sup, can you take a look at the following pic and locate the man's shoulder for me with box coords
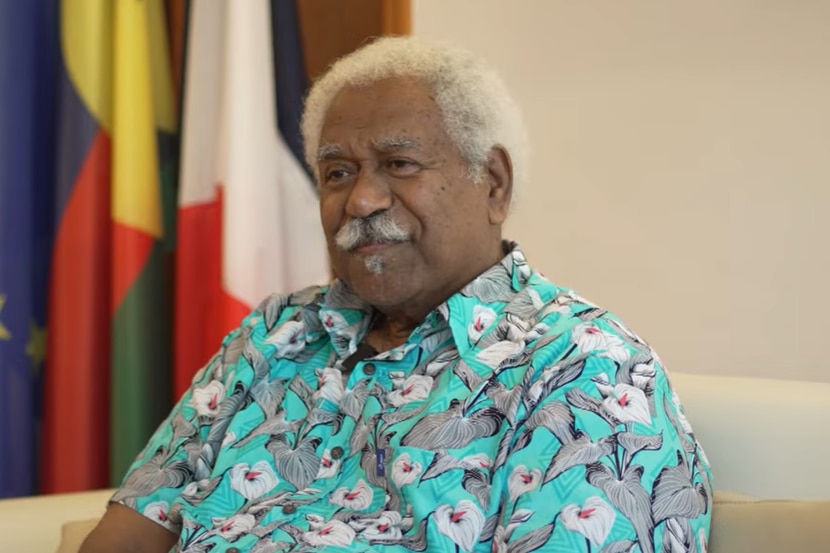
[522,273,656,360]
[192,284,329,387]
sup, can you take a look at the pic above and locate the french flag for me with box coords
[174,0,329,397]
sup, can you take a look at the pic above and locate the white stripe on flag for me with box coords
[180,0,329,310]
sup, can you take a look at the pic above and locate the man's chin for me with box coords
[362,254,385,275]
[344,261,418,302]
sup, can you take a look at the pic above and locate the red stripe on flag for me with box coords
[111,222,154,313]
[41,131,112,493]
[174,185,248,398]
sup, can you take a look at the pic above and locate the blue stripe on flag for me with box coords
[271,0,311,175]
[0,0,60,498]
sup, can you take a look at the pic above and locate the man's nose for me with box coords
[345,167,392,219]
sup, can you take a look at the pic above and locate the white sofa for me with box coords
[1,370,828,552]
[670,371,830,501]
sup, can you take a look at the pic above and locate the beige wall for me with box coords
[413,1,830,382]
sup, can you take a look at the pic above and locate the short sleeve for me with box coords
[494,317,713,553]
[110,309,261,534]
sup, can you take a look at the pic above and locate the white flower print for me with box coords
[264,320,306,355]
[391,453,423,487]
[572,323,604,351]
[303,517,356,547]
[468,305,497,343]
[571,323,630,363]
[212,513,256,540]
[434,500,485,552]
[462,453,492,470]
[313,367,344,404]
[507,465,542,502]
[330,479,373,510]
[181,478,212,501]
[560,496,616,545]
[389,371,406,389]
[319,310,348,333]
[229,460,278,500]
[316,449,342,479]
[601,383,652,425]
[142,500,169,524]
[387,375,433,406]
[349,510,405,540]
[190,380,225,418]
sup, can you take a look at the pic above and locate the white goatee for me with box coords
[364,255,384,275]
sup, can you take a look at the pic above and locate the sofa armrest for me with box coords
[0,489,114,553]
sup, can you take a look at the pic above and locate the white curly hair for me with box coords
[300,36,528,195]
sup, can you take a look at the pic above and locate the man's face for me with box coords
[317,77,509,315]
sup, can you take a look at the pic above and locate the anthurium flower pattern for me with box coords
[113,244,711,552]
[560,496,616,545]
[228,461,278,500]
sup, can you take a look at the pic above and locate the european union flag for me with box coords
[0,1,59,497]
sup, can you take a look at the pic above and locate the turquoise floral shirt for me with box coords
[114,244,712,552]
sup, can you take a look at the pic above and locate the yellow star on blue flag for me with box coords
[26,320,46,376]
[0,294,11,341]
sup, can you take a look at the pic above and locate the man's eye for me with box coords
[387,159,419,174]
[325,168,350,182]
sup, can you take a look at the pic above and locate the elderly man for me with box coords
[82,37,712,553]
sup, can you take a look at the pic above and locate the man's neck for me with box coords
[359,240,508,352]
[363,313,418,352]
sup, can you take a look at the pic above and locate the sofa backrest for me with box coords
[670,371,830,500]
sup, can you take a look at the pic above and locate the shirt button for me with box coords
[363,363,376,375]
[282,504,297,515]
[331,446,344,459]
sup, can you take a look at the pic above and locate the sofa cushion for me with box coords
[710,492,830,553]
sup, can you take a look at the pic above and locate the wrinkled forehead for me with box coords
[316,137,424,162]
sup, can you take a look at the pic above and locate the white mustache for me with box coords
[335,212,410,251]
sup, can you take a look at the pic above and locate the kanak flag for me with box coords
[175,0,329,397]
[40,0,179,491]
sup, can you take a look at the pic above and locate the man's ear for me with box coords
[485,145,513,225]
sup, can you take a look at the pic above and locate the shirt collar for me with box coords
[317,241,531,359]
